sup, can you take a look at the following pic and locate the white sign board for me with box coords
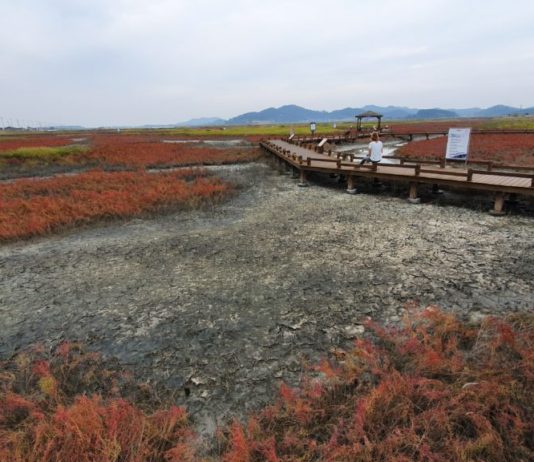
[445,128,471,160]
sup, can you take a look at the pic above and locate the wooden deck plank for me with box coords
[419,173,467,182]
[472,174,530,187]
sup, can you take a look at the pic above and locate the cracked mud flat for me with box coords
[1,162,533,434]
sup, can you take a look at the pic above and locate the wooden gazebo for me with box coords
[355,110,383,131]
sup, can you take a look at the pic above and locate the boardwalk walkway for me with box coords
[260,139,534,215]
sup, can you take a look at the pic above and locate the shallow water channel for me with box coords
[162,139,251,147]
[336,139,407,163]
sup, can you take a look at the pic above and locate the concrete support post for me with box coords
[346,175,357,194]
[490,192,505,216]
[408,182,421,204]
[298,170,308,187]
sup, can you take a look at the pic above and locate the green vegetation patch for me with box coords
[126,123,353,138]
[481,116,534,130]
[0,145,88,161]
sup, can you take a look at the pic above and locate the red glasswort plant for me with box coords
[0,343,198,461]
[0,136,74,152]
[1,308,532,460]
[0,169,231,241]
[1,132,260,170]
[85,135,259,168]
[217,307,534,461]
[397,134,534,167]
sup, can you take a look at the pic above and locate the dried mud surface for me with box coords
[1,162,533,434]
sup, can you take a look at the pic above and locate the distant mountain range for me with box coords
[39,104,533,130]
[172,117,227,127]
[176,104,534,127]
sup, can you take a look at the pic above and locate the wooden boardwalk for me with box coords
[260,139,534,215]
[291,129,534,144]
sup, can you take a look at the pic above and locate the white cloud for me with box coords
[1,0,533,125]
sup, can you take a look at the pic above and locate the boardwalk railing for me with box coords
[260,139,534,215]
[288,129,534,144]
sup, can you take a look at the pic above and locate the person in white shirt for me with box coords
[359,132,383,165]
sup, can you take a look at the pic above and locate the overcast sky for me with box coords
[1,0,533,126]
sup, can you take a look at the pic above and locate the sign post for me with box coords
[445,128,471,161]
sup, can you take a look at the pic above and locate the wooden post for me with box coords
[408,182,421,204]
[490,192,505,216]
[346,175,357,194]
[298,170,308,187]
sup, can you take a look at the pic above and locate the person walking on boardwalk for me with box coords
[359,132,383,165]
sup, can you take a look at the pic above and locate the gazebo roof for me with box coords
[355,110,383,118]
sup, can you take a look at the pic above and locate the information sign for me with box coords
[445,128,471,160]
